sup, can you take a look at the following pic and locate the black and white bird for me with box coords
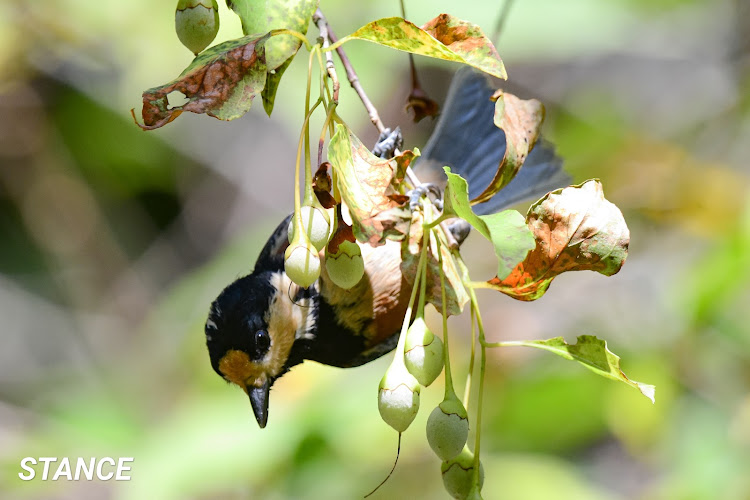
[204,68,570,428]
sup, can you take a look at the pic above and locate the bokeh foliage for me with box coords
[1,0,749,498]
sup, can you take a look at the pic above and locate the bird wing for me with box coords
[416,68,571,216]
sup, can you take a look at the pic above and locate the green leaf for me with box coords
[338,14,506,80]
[261,57,291,115]
[442,168,535,280]
[328,124,415,246]
[483,180,630,300]
[471,91,545,204]
[226,0,318,114]
[499,335,655,403]
[137,34,268,129]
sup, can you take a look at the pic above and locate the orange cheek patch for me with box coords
[218,350,268,388]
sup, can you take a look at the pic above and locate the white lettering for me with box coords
[18,457,133,481]
[96,457,115,480]
[52,457,72,481]
[74,457,95,480]
[38,457,56,480]
[18,457,36,480]
[116,458,133,480]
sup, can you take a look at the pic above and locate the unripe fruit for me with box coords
[284,242,320,288]
[404,317,444,386]
[325,240,365,289]
[426,396,469,460]
[175,0,220,55]
[441,447,485,500]
[378,360,420,432]
[288,204,331,251]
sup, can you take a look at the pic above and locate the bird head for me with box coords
[205,271,314,428]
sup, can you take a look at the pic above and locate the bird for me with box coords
[204,68,571,428]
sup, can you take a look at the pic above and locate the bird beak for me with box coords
[248,381,270,428]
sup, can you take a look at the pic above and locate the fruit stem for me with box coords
[467,285,487,489]
[318,102,337,175]
[436,230,457,400]
[416,203,432,318]
[268,28,312,51]
[462,307,474,406]
[292,88,322,240]
[302,46,319,207]
[394,216,430,361]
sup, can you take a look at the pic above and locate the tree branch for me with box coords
[316,10,459,249]
[313,9,340,103]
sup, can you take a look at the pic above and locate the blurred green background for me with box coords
[1,0,749,498]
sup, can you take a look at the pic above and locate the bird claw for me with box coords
[372,127,403,159]
[408,183,443,212]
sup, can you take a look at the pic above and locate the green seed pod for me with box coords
[441,447,484,500]
[378,360,420,432]
[287,204,331,251]
[284,242,320,288]
[404,317,444,386]
[175,0,220,55]
[426,396,469,460]
[325,240,365,289]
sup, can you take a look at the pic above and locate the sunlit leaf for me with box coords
[470,91,544,204]
[136,34,269,129]
[226,0,318,114]
[500,335,655,403]
[327,124,415,246]
[442,169,535,280]
[482,180,629,300]
[338,14,506,80]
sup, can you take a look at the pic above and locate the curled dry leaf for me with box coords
[312,162,336,209]
[401,211,468,316]
[136,34,269,130]
[470,91,544,204]
[340,14,506,80]
[328,124,415,246]
[485,180,630,301]
[405,85,440,123]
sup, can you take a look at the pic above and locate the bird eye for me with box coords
[255,330,271,352]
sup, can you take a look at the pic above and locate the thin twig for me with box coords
[492,0,516,42]
[325,23,385,133]
[313,9,340,103]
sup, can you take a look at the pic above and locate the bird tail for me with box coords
[415,68,570,216]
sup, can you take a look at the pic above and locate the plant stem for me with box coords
[318,103,336,168]
[394,226,429,358]
[293,93,323,232]
[324,24,384,133]
[492,0,516,42]
[302,47,319,206]
[313,9,340,103]
[269,28,312,51]
[416,204,432,317]
[468,285,487,488]
[463,300,476,409]
[436,231,457,398]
